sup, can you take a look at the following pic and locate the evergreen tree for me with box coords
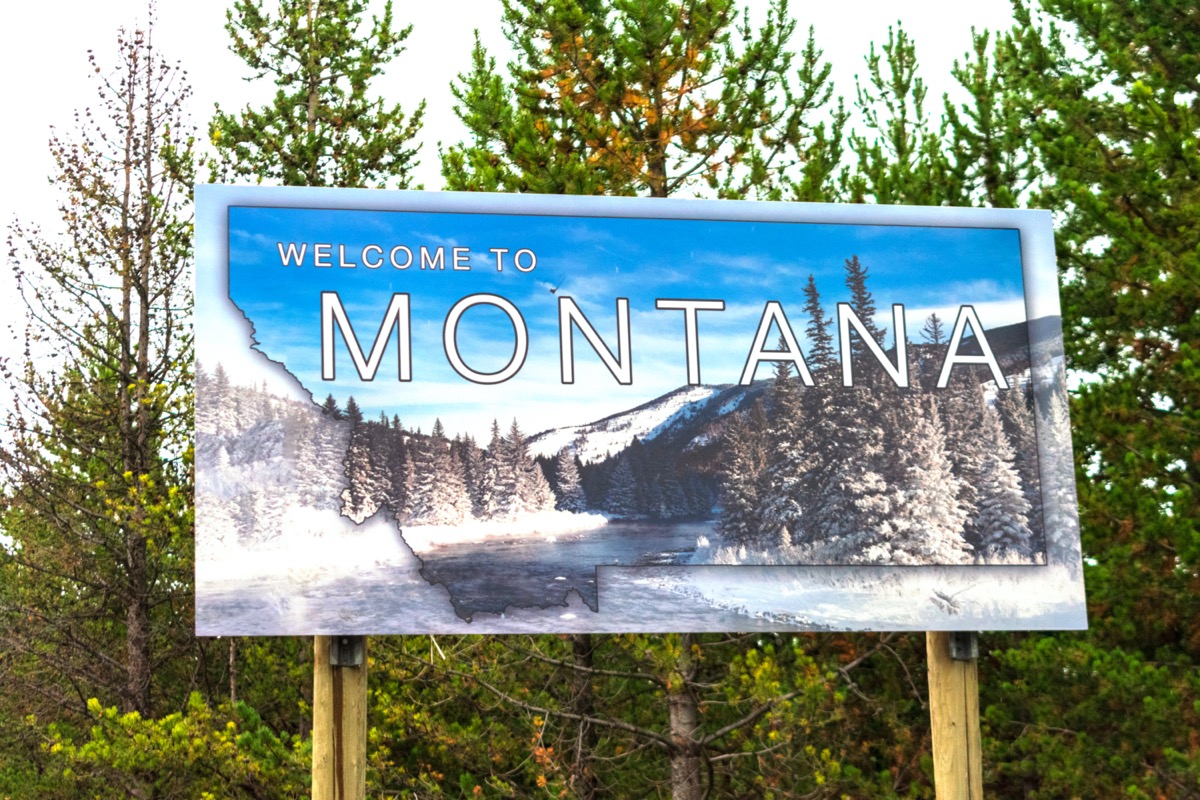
[842,254,887,365]
[943,28,1035,208]
[553,447,588,513]
[973,406,1034,560]
[210,0,424,187]
[340,397,382,521]
[800,388,893,559]
[801,274,837,376]
[407,421,470,526]
[381,424,410,516]
[320,393,342,418]
[937,380,990,549]
[1035,382,1080,565]
[759,362,806,540]
[881,397,972,564]
[717,410,765,548]
[994,383,1043,549]
[647,443,690,519]
[507,419,556,515]
[476,420,505,519]
[443,0,842,199]
[842,24,960,206]
[603,456,639,519]
[343,395,364,425]
[920,312,945,345]
[1006,0,1200,653]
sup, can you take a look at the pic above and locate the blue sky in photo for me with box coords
[227,206,1026,438]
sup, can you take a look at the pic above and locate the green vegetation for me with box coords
[1,0,1197,797]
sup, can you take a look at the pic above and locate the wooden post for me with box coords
[926,631,983,800]
[313,635,368,800]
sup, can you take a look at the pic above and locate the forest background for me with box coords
[0,0,1196,798]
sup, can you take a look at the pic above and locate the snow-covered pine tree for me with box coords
[202,363,242,435]
[314,404,351,506]
[761,346,807,540]
[717,409,765,547]
[455,434,483,516]
[554,446,588,513]
[802,274,837,377]
[799,386,893,560]
[380,424,409,516]
[603,455,639,519]
[647,443,690,519]
[994,382,1044,551]
[287,404,322,507]
[489,419,555,519]
[407,419,471,525]
[195,362,215,435]
[1036,382,1080,569]
[476,420,504,519]
[974,404,1034,561]
[341,398,389,523]
[880,396,972,564]
[938,380,990,550]
[843,254,888,383]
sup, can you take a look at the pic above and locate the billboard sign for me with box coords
[195,185,1086,634]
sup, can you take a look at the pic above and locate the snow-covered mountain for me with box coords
[528,382,767,464]
[529,316,1059,467]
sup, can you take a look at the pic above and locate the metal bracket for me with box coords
[949,631,979,661]
[329,635,365,667]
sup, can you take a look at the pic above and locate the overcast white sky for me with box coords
[0,0,1018,398]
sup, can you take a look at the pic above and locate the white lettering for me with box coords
[838,303,909,387]
[559,297,632,385]
[277,242,307,267]
[514,248,537,273]
[320,292,412,382]
[489,247,508,271]
[739,301,813,386]
[937,305,1008,389]
[420,247,445,270]
[443,295,528,384]
[390,245,413,269]
[452,247,471,271]
[362,244,383,269]
[655,299,725,385]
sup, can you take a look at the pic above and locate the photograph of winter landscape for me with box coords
[195,186,1086,634]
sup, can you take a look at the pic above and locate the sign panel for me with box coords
[195,185,1086,634]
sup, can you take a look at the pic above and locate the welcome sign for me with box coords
[194,186,1086,635]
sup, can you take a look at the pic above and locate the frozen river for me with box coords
[197,516,769,635]
[417,518,715,619]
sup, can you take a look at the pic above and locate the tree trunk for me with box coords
[569,633,599,799]
[229,639,238,704]
[668,633,703,800]
[117,36,155,718]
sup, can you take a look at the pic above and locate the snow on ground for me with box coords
[401,510,609,552]
[195,507,410,584]
[637,562,1087,631]
[528,385,720,463]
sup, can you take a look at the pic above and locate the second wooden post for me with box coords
[926,631,983,800]
[313,635,368,800]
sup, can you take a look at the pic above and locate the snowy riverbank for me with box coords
[400,510,609,552]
